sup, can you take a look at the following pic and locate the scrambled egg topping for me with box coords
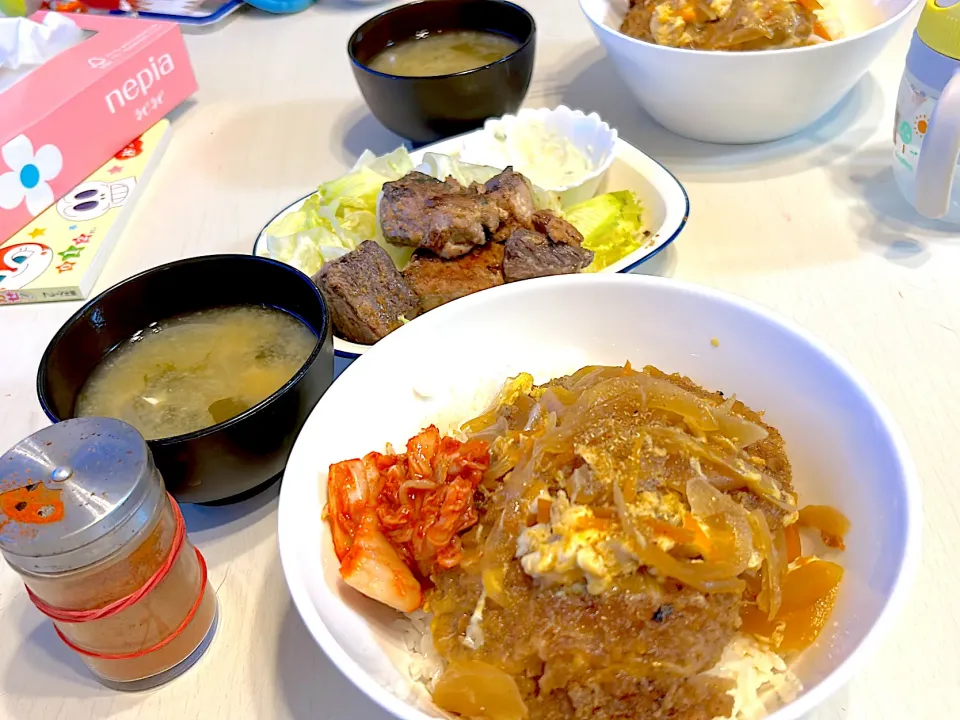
[516,492,632,595]
[650,4,692,47]
[647,0,737,47]
[515,490,690,595]
[634,489,687,530]
[709,0,733,16]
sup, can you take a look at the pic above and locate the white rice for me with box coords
[707,634,802,720]
[393,611,800,720]
[394,609,444,692]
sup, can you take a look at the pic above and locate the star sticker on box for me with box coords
[27,227,46,239]
[56,261,75,274]
[115,138,144,160]
[58,246,83,261]
[73,233,94,245]
[107,165,123,175]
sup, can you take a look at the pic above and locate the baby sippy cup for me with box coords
[893,0,960,224]
[0,0,43,16]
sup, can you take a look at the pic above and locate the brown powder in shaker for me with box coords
[20,494,216,684]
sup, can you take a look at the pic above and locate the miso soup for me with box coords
[76,305,317,440]
[367,30,520,77]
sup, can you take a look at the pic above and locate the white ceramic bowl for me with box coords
[278,274,921,720]
[458,105,619,206]
[580,0,922,143]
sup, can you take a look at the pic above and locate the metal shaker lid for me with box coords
[0,417,163,575]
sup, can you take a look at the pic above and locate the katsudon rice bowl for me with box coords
[277,274,920,720]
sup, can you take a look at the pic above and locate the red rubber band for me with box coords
[25,494,212,660]
[53,547,209,660]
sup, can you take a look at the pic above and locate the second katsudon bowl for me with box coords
[254,124,689,358]
[348,0,536,144]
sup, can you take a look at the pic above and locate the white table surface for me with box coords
[1,1,958,718]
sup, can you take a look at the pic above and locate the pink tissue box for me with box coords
[0,12,197,242]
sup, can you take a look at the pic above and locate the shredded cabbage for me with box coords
[562,191,646,272]
[261,148,646,277]
[417,153,501,187]
[262,147,416,275]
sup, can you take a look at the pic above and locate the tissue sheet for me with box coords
[0,13,84,92]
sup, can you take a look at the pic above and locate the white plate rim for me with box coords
[252,134,690,358]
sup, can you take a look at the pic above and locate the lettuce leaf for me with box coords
[563,191,646,272]
[356,146,416,178]
[263,147,415,275]
[418,152,500,186]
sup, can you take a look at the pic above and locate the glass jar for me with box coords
[0,417,218,690]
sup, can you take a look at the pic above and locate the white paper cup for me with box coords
[459,105,618,206]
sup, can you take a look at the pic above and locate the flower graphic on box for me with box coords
[0,135,64,217]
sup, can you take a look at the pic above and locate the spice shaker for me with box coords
[0,417,218,691]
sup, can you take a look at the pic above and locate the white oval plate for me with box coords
[277,273,920,720]
[254,133,689,358]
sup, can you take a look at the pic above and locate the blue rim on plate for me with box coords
[252,144,689,359]
[617,155,688,274]
[105,0,243,25]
